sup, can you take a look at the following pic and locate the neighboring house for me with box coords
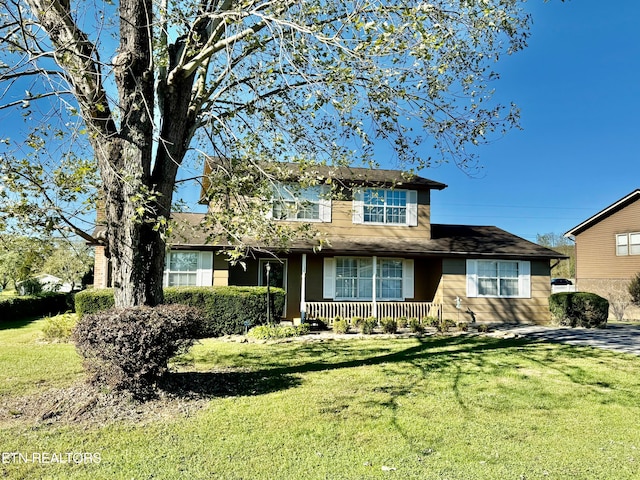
[18,273,73,294]
[94,164,565,324]
[565,189,640,319]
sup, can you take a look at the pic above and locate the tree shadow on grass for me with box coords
[160,335,532,400]
[158,370,303,399]
[160,333,628,403]
[0,317,40,331]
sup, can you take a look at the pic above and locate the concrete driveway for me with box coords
[493,323,640,356]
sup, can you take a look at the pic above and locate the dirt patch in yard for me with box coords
[0,383,208,430]
[0,364,295,430]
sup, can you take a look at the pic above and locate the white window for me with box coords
[617,234,629,256]
[271,184,331,222]
[632,233,640,255]
[352,188,418,226]
[467,260,531,298]
[163,250,213,287]
[324,257,414,301]
[617,233,640,256]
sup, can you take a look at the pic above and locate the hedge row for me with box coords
[0,293,73,323]
[549,292,609,328]
[74,286,286,337]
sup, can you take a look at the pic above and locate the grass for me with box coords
[1,320,640,479]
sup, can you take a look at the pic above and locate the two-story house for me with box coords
[94,163,564,324]
[565,189,640,319]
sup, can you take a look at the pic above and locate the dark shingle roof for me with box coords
[168,213,565,260]
[201,160,447,200]
[279,163,448,191]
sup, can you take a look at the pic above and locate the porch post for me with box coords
[300,253,307,322]
[372,256,377,318]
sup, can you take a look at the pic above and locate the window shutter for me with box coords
[407,190,418,226]
[466,259,478,298]
[402,259,414,299]
[319,186,332,222]
[352,189,364,224]
[198,251,214,286]
[323,258,336,299]
[163,252,170,287]
[518,261,531,298]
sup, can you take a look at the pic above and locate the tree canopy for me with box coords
[1,0,532,307]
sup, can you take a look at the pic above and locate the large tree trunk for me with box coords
[99,145,167,308]
[100,0,164,307]
[25,0,200,307]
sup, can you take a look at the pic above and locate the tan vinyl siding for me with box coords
[439,258,551,324]
[574,198,640,281]
[213,254,229,286]
[278,190,432,239]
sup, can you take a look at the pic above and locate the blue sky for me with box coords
[427,0,640,241]
[3,1,637,244]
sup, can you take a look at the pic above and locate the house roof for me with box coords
[279,163,448,191]
[297,224,565,260]
[201,160,447,202]
[565,189,640,237]
[169,213,566,260]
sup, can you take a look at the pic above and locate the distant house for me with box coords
[565,189,640,319]
[18,273,73,294]
[94,163,565,325]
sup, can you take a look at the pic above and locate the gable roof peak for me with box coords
[565,188,640,237]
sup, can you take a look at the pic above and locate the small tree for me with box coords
[0,235,52,289]
[43,241,94,291]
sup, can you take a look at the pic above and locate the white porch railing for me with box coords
[305,302,442,322]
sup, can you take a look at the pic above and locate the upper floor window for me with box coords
[617,233,640,256]
[353,188,418,226]
[271,184,331,222]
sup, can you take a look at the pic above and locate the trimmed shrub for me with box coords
[409,317,424,334]
[380,316,398,334]
[437,318,456,333]
[74,289,115,316]
[422,316,439,328]
[42,312,78,342]
[0,293,72,323]
[397,316,408,329]
[73,305,203,399]
[165,286,286,337]
[477,324,490,333]
[332,316,350,334]
[247,323,310,340]
[549,292,609,328]
[74,286,286,338]
[360,317,377,335]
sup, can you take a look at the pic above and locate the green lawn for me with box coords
[1,320,640,479]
